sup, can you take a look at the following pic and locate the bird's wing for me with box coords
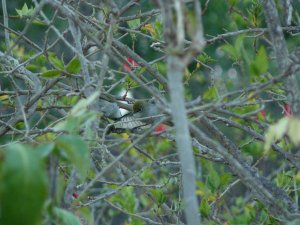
[113,115,146,129]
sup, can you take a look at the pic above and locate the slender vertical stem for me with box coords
[167,56,201,225]
[2,0,10,48]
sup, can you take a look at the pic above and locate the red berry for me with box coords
[72,192,79,199]
[154,123,167,133]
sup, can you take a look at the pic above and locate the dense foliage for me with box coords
[0,0,300,225]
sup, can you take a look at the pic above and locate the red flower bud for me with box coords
[123,57,139,72]
[283,104,292,117]
[72,192,79,199]
[154,123,167,133]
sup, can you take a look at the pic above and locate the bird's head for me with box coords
[133,100,145,113]
[132,99,164,125]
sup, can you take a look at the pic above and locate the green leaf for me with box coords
[207,164,221,192]
[54,91,99,133]
[286,117,300,145]
[26,64,39,72]
[200,198,211,218]
[197,52,216,64]
[268,216,281,225]
[122,187,137,212]
[264,117,289,151]
[66,57,81,74]
[70,91,100,117]
[203,86,219,101]
[127,18,141,29]
[41,70,62,78]
[16,3,34,18]
[55,135,89,180]
[35,142,55,158]
[32,18,48,26]
[155,62,167,76]
[250,46,269,76]
[234,35,245,54]
[275,171,292,188]
[131,217,145,225]
[154,20,163,39]
[228,0,237,6]
[53,207,82,225]
[156,139,171,152]
[220,173,232,186]
[49,53,65,69]
[110,187,138,213]
[53,112,96,133]
[150,189,166,206]
[127,18,140,40]
[219,44,240,61]
[0,144,48,225]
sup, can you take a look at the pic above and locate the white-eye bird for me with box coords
[132,99,161,124]
[113,99,162,131]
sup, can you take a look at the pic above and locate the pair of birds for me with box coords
[99,99,164,133]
